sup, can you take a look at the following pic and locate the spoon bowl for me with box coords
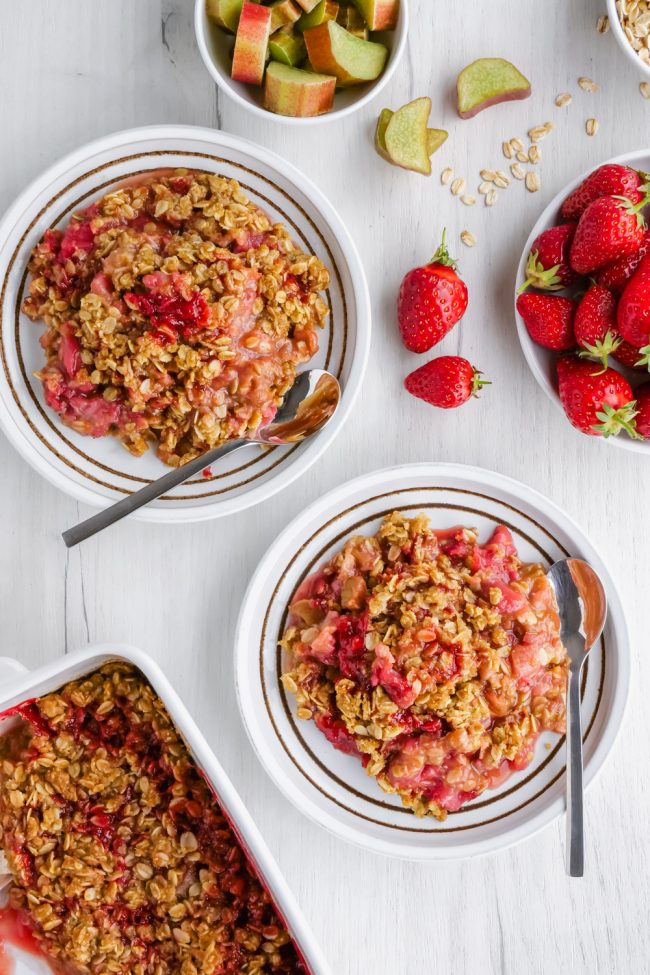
[547,558,608,877]
[62,369,341,547]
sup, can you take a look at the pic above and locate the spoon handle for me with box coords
[62,440,246,547]
[566,662,584,877]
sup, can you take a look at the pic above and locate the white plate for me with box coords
[235,463,629,860]
[514,149,650,455]
[194,0,409,126]
[0,125,370,521]
[0,645,331,975]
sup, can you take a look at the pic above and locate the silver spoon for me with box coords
[547,558,607,877]
[62,369,340,548]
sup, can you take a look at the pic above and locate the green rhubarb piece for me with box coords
[384,97,432,175]
[376,107,446,166]
[426,128,448,155]
[303,19,388,86]
[298,0,339,31]
[269,0,301,32]
[206,0,259,33]
[456,58,531,119]
[269,31,307,65]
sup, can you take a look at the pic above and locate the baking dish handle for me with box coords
[0,656,29,691]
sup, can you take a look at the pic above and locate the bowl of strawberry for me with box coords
[515,153,650,451]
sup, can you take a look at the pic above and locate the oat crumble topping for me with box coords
[281,513,568,820]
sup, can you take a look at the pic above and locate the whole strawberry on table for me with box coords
[398,232,489,410]
[516,161,650,440]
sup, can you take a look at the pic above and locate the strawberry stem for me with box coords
[430,229,458,269]
[578,330,622,372]
[471,368,491,397]
[517,252,563,293]
[635,343,650,371]
[592,401,640,438]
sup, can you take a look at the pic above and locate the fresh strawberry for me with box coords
[569,194,649,275]
[612,339,650,372]
[617,254,650,357]
[574,284,620,369]
[404,356,489,409]
[516,293,576,350]
[632,382,650,437]
[560,163,648,221]
[518,224,577,292]
[397,232,468,353]
[556,356,639,437]
[597,230,650,294]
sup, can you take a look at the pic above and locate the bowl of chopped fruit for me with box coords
[195,0,408,122]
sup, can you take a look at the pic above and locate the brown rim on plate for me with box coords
[2,151,348,499]
[258,487,605,834]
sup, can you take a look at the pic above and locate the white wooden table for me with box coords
[1,2,648,972]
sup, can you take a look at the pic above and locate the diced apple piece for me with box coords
[457,58,531,119]
[384,97,432,175]
[304,20,388,86]
[295,0,321,11]
[264,62,336,115]
[269,31,307,65]
[269,0,301,32]
[231,2,272,85]
[298,0,339,31]
[375,108,447,164]
[350,0,399,30]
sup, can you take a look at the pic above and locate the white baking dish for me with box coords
[0,644,331,975]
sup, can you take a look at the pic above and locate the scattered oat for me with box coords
[485,189,498,206]
[526,171,541,193]
[510,137,525,153]
[511,162,526,180]
[597,13,609,33]
[480,168,497,182]
[451,177,466,196]
[460,229,476,247]
[528,144,541,164]
[586,117,599,136]
[516,150,530,163]
[441,167,453,185]
[578,76,599,93]
[528,122,554,142]
[493,170,510,189]
[478,181,492,195]
[555,92,573,107]
[461,194,476,206]
[641,82,650,99]
[502,141,514,159]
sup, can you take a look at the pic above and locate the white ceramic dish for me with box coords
[235,463,630,861]
[0,644,331,975]
[194,0,408,125]
[0,124,370,521]
[515,149,650,455]
[606,0,650,78]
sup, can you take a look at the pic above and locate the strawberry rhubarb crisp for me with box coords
[281,513,568,820]
[22,170,329,466]
[0,663,306,974]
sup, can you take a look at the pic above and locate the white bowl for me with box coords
[194,0,409,125]
[0,124,370,521]
[235,463,630,860]
[606,0,650,78]
[0,644,332,974]
[515,149,650,455]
